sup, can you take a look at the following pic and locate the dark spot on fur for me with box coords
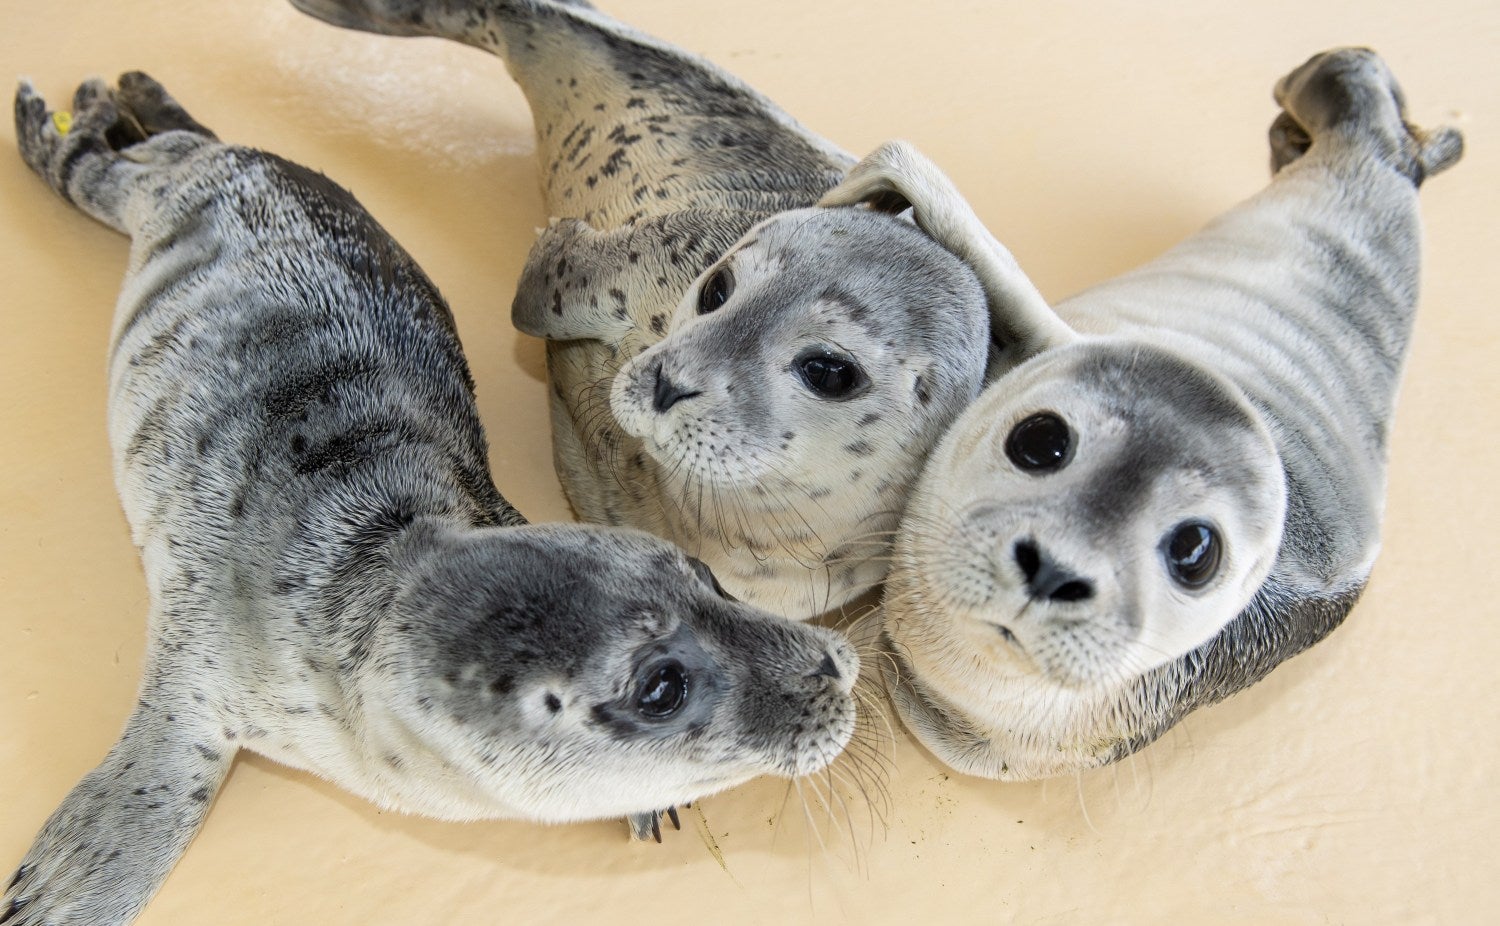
[545,693,562,714]
[189,787,211,803]
[294,422,398,475]
[7,864,31,893]
[600,147,631,177]
[650,314,667,335]
[4,897,33,921]
[914,375,932,405]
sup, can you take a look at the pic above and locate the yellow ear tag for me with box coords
[52,111,73,135]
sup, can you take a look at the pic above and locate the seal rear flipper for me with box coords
[14,73,216,234]
[288,0,851,226]
[3,690,234,926]
[820,141,1076,373]
[1270,48,1463,185]
[513,209,764,344]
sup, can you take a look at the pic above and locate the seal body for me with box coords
[290,0,992,618]
[5,74,858,925]
[821,49,1463,778]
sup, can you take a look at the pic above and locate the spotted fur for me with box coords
[290,0,992,618]
[822,49,1463,778]
[5,73,857,925]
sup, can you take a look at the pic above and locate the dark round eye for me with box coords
[697,266,733,314]
[796,354,862,398]
[1164,521,1222,588]
[1006,412,1073,472]
[636,663,688,718]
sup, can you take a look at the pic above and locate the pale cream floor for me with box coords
[2,1,1497,923]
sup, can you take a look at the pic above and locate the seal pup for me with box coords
[4,73,858,925]
[289,0,992,619]
[819,49,1462,778]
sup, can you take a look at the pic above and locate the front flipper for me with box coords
[625,806,682,843]
[819,141,1076,373]
[513,209,765,346]
[3,692,234,925]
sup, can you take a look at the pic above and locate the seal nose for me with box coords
[651,363,700,413]
[1014,539,1094,603]
[811,652,842,680]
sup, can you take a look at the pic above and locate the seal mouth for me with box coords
[991,622,1024,653]
[877,630,1003,774]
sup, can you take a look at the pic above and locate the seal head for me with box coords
[883,341,1285,778]
[381,521,860,821]
[609,208,988,618]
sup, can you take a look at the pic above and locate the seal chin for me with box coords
[879,629,1126,780]
[879,633,1013,779]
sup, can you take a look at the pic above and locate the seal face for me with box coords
[820,49,1464,778]
[289,0,992,618]
[608,208,988,617]
[894,342,1285,692]
[4,73,858,925]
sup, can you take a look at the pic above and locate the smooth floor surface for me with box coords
[2,1,1497,923]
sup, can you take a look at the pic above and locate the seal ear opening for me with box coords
[819,140,1077,368]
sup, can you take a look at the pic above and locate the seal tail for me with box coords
[1268,48,1463,185]
[2,691,235,926]
[14,72,216,233]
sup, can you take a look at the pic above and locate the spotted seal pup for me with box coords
[819,49,1462,778]
[289,0,992,619]
[3,73,858,925]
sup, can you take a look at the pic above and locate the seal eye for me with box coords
[687,555,735,600]
[697,267,733,314]
[1164,521,1222,588]
[636,663,688,718]
[1005,412,1073,472]
[796,354,862,398]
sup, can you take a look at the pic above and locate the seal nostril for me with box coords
[1015,540,1092,603]
[651,363,700,413]
[811,653,841,680]
[1014,540,1041,583]
[1050,580,1093,602]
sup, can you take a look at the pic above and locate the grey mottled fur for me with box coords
[830,50,1463,778]
[290,0,991,618]
[5,73,857,925]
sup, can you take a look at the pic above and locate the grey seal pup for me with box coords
[3,73,857,925]
[289,0,992,619]
[820,49,1462,778]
